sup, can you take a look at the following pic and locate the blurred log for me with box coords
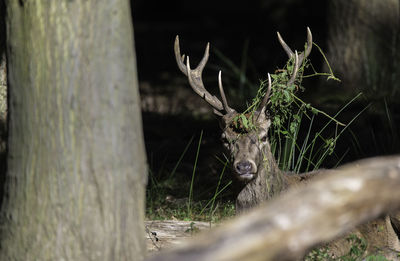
[145,155,400,261]
[145,220,214,253]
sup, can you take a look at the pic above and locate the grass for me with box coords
[305,234,393,261]
[271,92,367,172]
[187,130,202,217]
[146,131,235,223]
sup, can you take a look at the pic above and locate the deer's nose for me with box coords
[235,161,253,174]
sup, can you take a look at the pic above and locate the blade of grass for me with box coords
[187,130,203,217]
[294,114,314,173]
[167,135,195,180]
[208,160,228,217]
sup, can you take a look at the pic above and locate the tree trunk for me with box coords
[0,0,6,192]
[325,0,400,94]
[1,1,147,260]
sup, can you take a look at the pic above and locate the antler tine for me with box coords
[175,35,211,75]
[185,56,222,111]
[218,71,235,113]
[287,51,299,87]
[277,31,294,58]
[174,35,187,75]
[277,28,313,62]
[257,73,272,112]
[277,28,313,88]
[304,27,313,58]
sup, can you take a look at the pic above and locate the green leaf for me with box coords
[287,84,295,91]
[273,116,281,127]
[240,114,248,129]
[311,107,318,115]
[290,121,298,134]
[283,90,291,103]
[233,116,239,128]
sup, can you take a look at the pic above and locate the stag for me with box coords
[174,28,316,213]
[174,28,400,258]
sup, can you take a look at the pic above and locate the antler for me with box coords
[257,73,272,112]
[257,28,312,112]
[277,27,312,87]
[174,36,235,116]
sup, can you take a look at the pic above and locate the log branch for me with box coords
[145,156,400,261]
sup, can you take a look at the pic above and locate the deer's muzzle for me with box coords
[234,160,257,181]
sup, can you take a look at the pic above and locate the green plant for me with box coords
[339,234,368,260]
[187,130,203,217]
[199,159,232,218]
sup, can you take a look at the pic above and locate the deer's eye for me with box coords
[260,135,268,143]
[221,136,232,147]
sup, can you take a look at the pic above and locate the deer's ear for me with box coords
[256,107,271,130]
[260,118,271,130]
[255,107,266,121]
[219,113,234,130]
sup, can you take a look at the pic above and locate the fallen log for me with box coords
[145,220,214,252]
[145,155,400,261]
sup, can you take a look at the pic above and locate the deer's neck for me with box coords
[235,142,288,214]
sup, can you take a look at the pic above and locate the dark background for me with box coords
[132,0,328,86]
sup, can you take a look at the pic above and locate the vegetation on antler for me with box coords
[227,38,345,164]
[242,42,342,131]
[230,113,257,133]
[219,32,364,175]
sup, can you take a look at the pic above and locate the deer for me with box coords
[174,28,318,214]
[173,28,400,259]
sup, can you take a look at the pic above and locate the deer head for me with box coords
[174,28,312,185]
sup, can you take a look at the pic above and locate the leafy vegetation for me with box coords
[221,40,362,173]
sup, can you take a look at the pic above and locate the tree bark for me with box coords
[1,1,147,260]
[325,0,400,93]
[0,0,6,194]
[146,156,400,261]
